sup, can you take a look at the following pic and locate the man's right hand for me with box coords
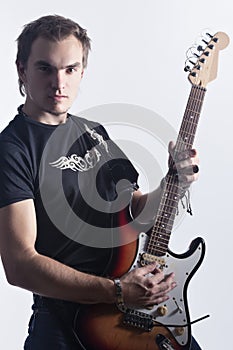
[120,263,177,308]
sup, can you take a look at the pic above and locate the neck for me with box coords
[22,102,68,125]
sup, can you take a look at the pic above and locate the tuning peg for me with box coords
[202,39,209,45]
[197,45,204,52]
[208,44,214,49]
[205,32,218,42]
[204,51,210,56]
[199,58,206,63]
[184,56,194,72]
[184,65,191,72]
[189,59,196,65]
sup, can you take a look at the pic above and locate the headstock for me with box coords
[185,32,229,88]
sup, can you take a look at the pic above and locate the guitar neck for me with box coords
[175,85,206,153]
[147,85,206,257]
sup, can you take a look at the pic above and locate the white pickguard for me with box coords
[128,232,204,347]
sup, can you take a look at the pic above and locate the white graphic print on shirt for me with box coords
[49,124,109,172]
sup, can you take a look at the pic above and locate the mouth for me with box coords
[49,95,68,102]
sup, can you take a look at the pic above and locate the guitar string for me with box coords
[147,85,206,257]
[148,87,199,255]
[163,85,205,249]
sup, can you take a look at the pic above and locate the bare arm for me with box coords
[0,199,175,307]
[0,199,115,304]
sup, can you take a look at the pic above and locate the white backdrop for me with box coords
[0,1,232,349]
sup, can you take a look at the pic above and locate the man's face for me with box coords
[18,35,84,119]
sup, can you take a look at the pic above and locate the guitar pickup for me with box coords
[123,309,154,332]
[140,253,166,269]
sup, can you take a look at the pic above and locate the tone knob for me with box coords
[175,327,185,336]
[157,306,168,316]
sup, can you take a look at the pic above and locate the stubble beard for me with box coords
[45,101,70,117]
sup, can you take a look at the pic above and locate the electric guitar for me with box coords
[74,32,229,350]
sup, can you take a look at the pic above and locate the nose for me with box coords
[51,70,65,92]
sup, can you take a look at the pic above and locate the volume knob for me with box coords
[157,306,168,316]
[175,327,185,336]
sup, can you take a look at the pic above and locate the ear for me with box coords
[16,61,27,83]
[81,69,84,78]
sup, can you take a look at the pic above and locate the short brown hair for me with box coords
[16,14,91,96]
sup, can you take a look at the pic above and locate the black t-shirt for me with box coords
[0,107,139,275]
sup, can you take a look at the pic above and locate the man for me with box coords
[0,15,201,349]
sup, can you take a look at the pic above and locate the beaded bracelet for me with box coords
[113,278,127,312]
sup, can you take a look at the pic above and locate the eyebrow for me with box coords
[34,60,81,69]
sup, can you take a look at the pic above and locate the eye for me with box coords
[38,66,51,73]
[66,67,77,74]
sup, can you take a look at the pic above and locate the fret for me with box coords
[149,233,170,243]
[159,197,180,206]
[181,116,199,125]
[187,97,203,103]
[150,240,168,248]
[155,219,174,229]
[157,209,178,222]
[185,109,200,115]
[179,123,198,132]
[162,188,180,196]
[146,85,206,256]
[179,130,197,139]
[148,245,166,256]
[158,207,178,218]
[151,231,171,241]
[150,229,170,240]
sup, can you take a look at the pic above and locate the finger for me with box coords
[177,164,199,175]
[168,141,176,168]
[152,280,177,299]
[145,272,175,291]
[175,158,193,171]
[173,153,199,171]
[163,274,177,290]
[179,172,199,184]
[176,148,197,161]
[168,140,175,155]
[158,276,176,293]
[145,272,165,289]
[145,283,177,306]
[136,262,160,277]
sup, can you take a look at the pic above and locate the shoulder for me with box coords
[69,114,109,139]
[0,117,27,155]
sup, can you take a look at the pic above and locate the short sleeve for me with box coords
[0,141,35,208]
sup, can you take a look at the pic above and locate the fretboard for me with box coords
[147,85,206,257]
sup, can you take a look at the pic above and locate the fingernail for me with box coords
[193,165,199,173]
[189,149,196,157]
